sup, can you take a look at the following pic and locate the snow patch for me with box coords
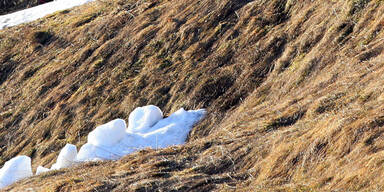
[127,105,163,133]
[0,156,32,188]
[0,0,95,29]
[88,119,126,147]
[51,144,77,170]
[76,106,205,161]
[36,166,50,175]
[0,105,205,188]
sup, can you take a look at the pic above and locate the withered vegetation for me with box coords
[1,0,384,191]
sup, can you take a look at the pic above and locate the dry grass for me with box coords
[1,0,384,191]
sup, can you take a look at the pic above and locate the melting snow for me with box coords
[51,144,78,170]
[35,166,50,175]
[0,156,32,188]
[76,106,205,161]
[0,0,95,30]
[0,105,205,188]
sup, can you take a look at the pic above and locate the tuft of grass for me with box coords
[30,31,53,45]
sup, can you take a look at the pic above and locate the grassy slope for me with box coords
[1,0,384,191]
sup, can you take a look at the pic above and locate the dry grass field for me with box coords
[1,0,384,191]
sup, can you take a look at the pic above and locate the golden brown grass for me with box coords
[1,0,384,191]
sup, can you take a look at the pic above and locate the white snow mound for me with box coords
[1,105,205,188]
[0,156,32,188]
[88,119,126,147]
[127,105,163,133]
[77,106,205,161]
[51,144,77,170]
[0,0,95,30]
[36,166,50,175]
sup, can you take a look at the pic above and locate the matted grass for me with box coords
[1,0,384,191]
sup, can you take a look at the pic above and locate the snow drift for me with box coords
[51,144,78,170]
[76,106,205,161]
[0,0,95,30]
[0,156,32,188]
[0,105,205,188]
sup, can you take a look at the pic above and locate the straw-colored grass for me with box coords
[1,0,384,191]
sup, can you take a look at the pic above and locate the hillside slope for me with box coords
[1,0,384,191]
